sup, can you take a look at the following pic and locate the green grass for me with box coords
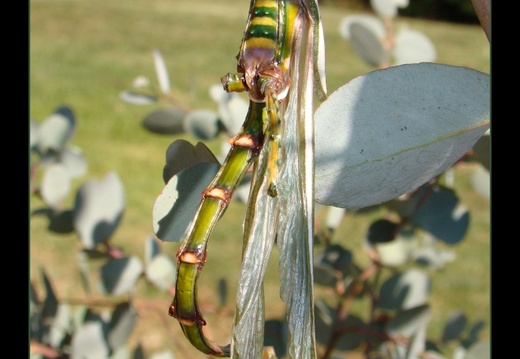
[30,0,490,358]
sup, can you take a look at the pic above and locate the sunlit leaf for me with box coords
[210,84,249,136]
[463,339,490,359]
[60,146,88,179]
[49,303,73,348]
[162,140,220,183]
[385,304,430,337]
[70,320,110,359]
[183,109,220,140]
[99,256,143,296]
[153,48,171,94]
[338,15,385,40]
[149,350,176,359]
[119,91,158,105]
[144,235,161,265]
[349,22,388,68]
[36,105,76,154]
[377,268,430,310]
[371,0,399,18]
[393,28,436,65]
[108,302,138,352]
[315,63,490,209]
[41,164,71,208]
[145,254,176,291]
[73,171,125,249]
[142,107,186,134]
[153,162,219,242]
[325,206,345,232]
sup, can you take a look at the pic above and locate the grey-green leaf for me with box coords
[441,311,467,342]
[339,15,385,40]
[145,254,176,291]
[385,304,430,337]
[36,105,76,154]
[70,320,110,359]
[183,109,220,140]
[153,162,219,242]
[99,256,143,296]
[73,171,125,249]
[153,48,171,94]
[41,164,71,208]
[142,107,186,134]
[377,268,430,310]
[108,302,138,352]
[119,91,158,105]
[349,22,388,68]
[315,63,490,210]
[393,28,436,65]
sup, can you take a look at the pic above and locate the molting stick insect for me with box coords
[168,0,327,357]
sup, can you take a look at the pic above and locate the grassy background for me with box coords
[30,0,490,358]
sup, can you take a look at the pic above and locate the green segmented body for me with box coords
[169,0,326,356]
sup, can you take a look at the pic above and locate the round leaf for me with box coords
[153,162,220,242]
[41,164,71,208]
[163,139,219,182]
[315,63,490,209]
[393,28,436,65]
[99,256,143,296]
[377,268,430,310]
[108,302,138,351]
[145,254,176,291]
[60,146,88,179]
[385,304,430,337]
[37,105,76,153]
[183,109,220,140]
[73,171,125,248]
[142,107,186,134]
[349,22,388,68]
[70,320,110,359]
[411,185,469,244]
[339,15,385,40]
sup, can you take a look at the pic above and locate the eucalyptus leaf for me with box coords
[338,15,385,40]
[385,304,430,337]
[99,256,144,296]
[371,0,400,18]
[153,48,171,94]
[183,109,220,140]
[41,164,71,208]
[149,351,176,359]
[315,63,490,210]
[470,164,489,201]
[349,22,388,68]
[393,28,436,65]
[411,185,469,244]
[153,162,220,242]
[144,235,161,265]
[463,339,490,359]
[73,171,125,249]
[119,91,158,105]
[470,130,490,170]
[108,302,138,352]
[145,254,176,291]
[210,84,249,136]
[60,146,88,179]
[70,320,110,359]
[441,311,467,342]
[49,303,73,348]
[163,139,220,183]
[36,105,76,154]
[377,268,430,310]
[325,206,346,232]
[142,107,186,135]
